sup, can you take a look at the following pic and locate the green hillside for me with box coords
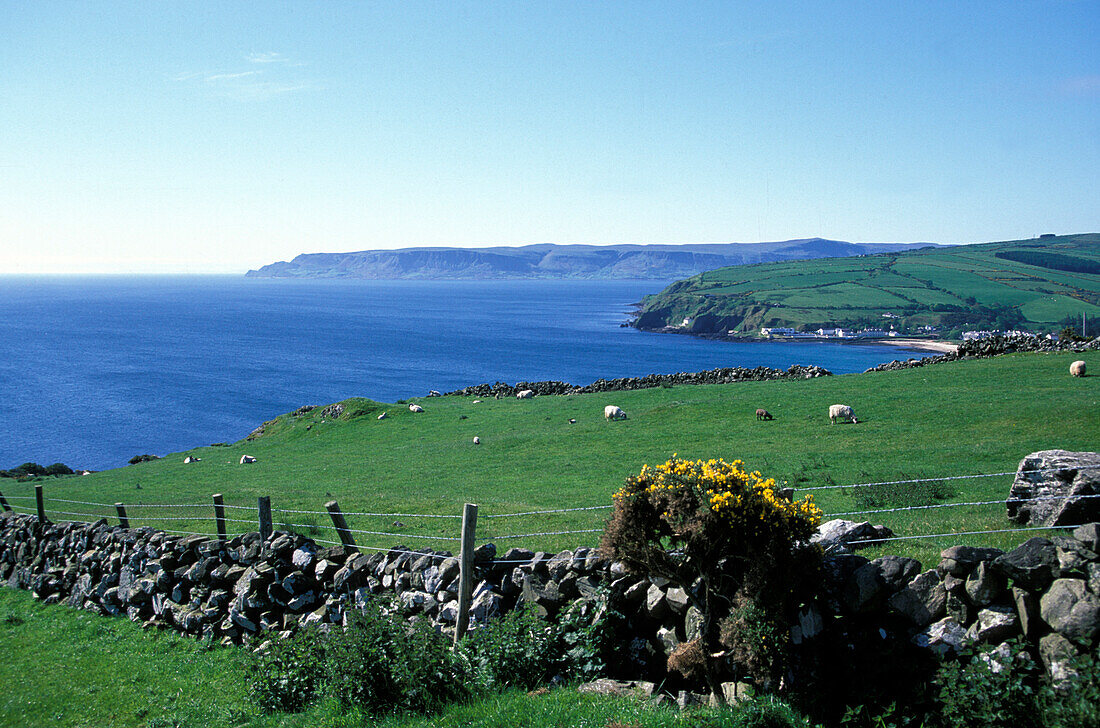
[633,234,1100,337]
[5,350,1097,569]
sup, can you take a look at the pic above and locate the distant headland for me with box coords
[245,239,936,280]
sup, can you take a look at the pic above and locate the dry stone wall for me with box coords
[1,510,1098,688]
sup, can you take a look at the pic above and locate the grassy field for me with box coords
[4,349,1098,569]
[0,587,808,728]
[634,234,1100,335]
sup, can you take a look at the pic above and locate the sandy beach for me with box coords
[880,338,959,354]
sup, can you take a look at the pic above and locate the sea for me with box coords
[0,276,936,471]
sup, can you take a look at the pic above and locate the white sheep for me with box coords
[377,412,387,420]
[473,436,481,445]
[1070,360,1087,377]
[604,405,627,421]
[240,455,257,464]
[516,389,534,399]
[829,404,857,424]
[408,404,424,413]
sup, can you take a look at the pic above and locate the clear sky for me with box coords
[1,2,1097,274]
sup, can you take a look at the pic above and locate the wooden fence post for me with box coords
[452,502,479,646]
[213,493,227,540]
[325,500,359,553]
[0,490,10,512]
[35,484,46,523]
[115,503,129,529]
[258,496,272,540]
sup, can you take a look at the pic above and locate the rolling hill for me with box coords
[245,239,934,280]
[632,233,1100,337]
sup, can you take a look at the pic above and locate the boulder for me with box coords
[1040,578,1100,642]
[812,519,895,551]
[1039,632,1080,688]
[1006,450,1100,526]
[992,538,1060,592]
[1074,523,1100,553]
[965,561,1007,607]
[872,555,922,593]
[912,617,967,656]
[887,570,946,628]
[1012,587,1043,640]
[938,545,1004,578]
[965,606,1019,644]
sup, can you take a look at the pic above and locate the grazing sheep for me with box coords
[568,418,576,424]
[473,436,481,445]
[604,405,627,421]
[756,408,773,421]
[1070,360,1087,377]
[377,412,387,420]
[829,404,857,424]
[516,389,534,399]
[240,455,257,464]
[183,456,201,463]
[472,399,482,404]
[408,404,424,413]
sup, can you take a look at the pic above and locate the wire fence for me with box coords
[1,463,1097,552]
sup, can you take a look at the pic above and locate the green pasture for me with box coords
[6,350,1098,569]
[639,234,1100,333]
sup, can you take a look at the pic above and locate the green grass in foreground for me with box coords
[5,350,1099,568]
[0,587,812,728]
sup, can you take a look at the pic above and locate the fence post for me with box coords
[213,493,227,540]
[0,490,10,512]
[35,484,46,523]
[115,503,129,529]
[325,500,359,553]
[453,502,479,646]
[258,496,272,540]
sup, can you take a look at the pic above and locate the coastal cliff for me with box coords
[246,240,933,280]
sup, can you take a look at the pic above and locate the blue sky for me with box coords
[1,2,1097,273]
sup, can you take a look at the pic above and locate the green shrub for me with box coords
[325,604,475,714]
[248,599,476,716]
[465,602,561,690]
[247,627,328,712]
[935,639,1043,728]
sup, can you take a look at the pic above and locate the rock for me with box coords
[644,584,669,620]
[965,606,1019,643]
[843,561,886,613]
[1012,587,1043,640]
[965,561,1007,607]
[1039,632,1080,688]
[1006,450,1100,526]
[1088,563,1100,595]
[888,570,946,628]
[1040,578,1100,642]
[1074,523,1100,553]
[872,555,922,593]
[992,538,1060,591]
[665,587,690,615]
[685,606,704,641]
[577,679,654,697]
[656,625,680,654]
[812,519,894,550]
[946,592,974,626]
[913,617,967,656]
[1052,536,1098,574]
[470,590,502,623]
[291,546,316,571]
[938,545,1004,578]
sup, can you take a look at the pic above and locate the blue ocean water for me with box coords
[0,277,933,471]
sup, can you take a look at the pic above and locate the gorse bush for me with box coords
[602,456,823,701]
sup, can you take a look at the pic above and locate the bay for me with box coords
[0,276,933,471]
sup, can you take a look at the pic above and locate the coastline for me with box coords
[876,338,959,354]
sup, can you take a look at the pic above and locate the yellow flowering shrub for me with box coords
[602,455,824,697]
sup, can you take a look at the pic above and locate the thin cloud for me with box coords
[173,53,316,100]
[205,71,261,82]
[248,51,289,64]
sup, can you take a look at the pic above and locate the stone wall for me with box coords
[443,365,832,398]
[2,510,1097,689]
[864,334,1099,373]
